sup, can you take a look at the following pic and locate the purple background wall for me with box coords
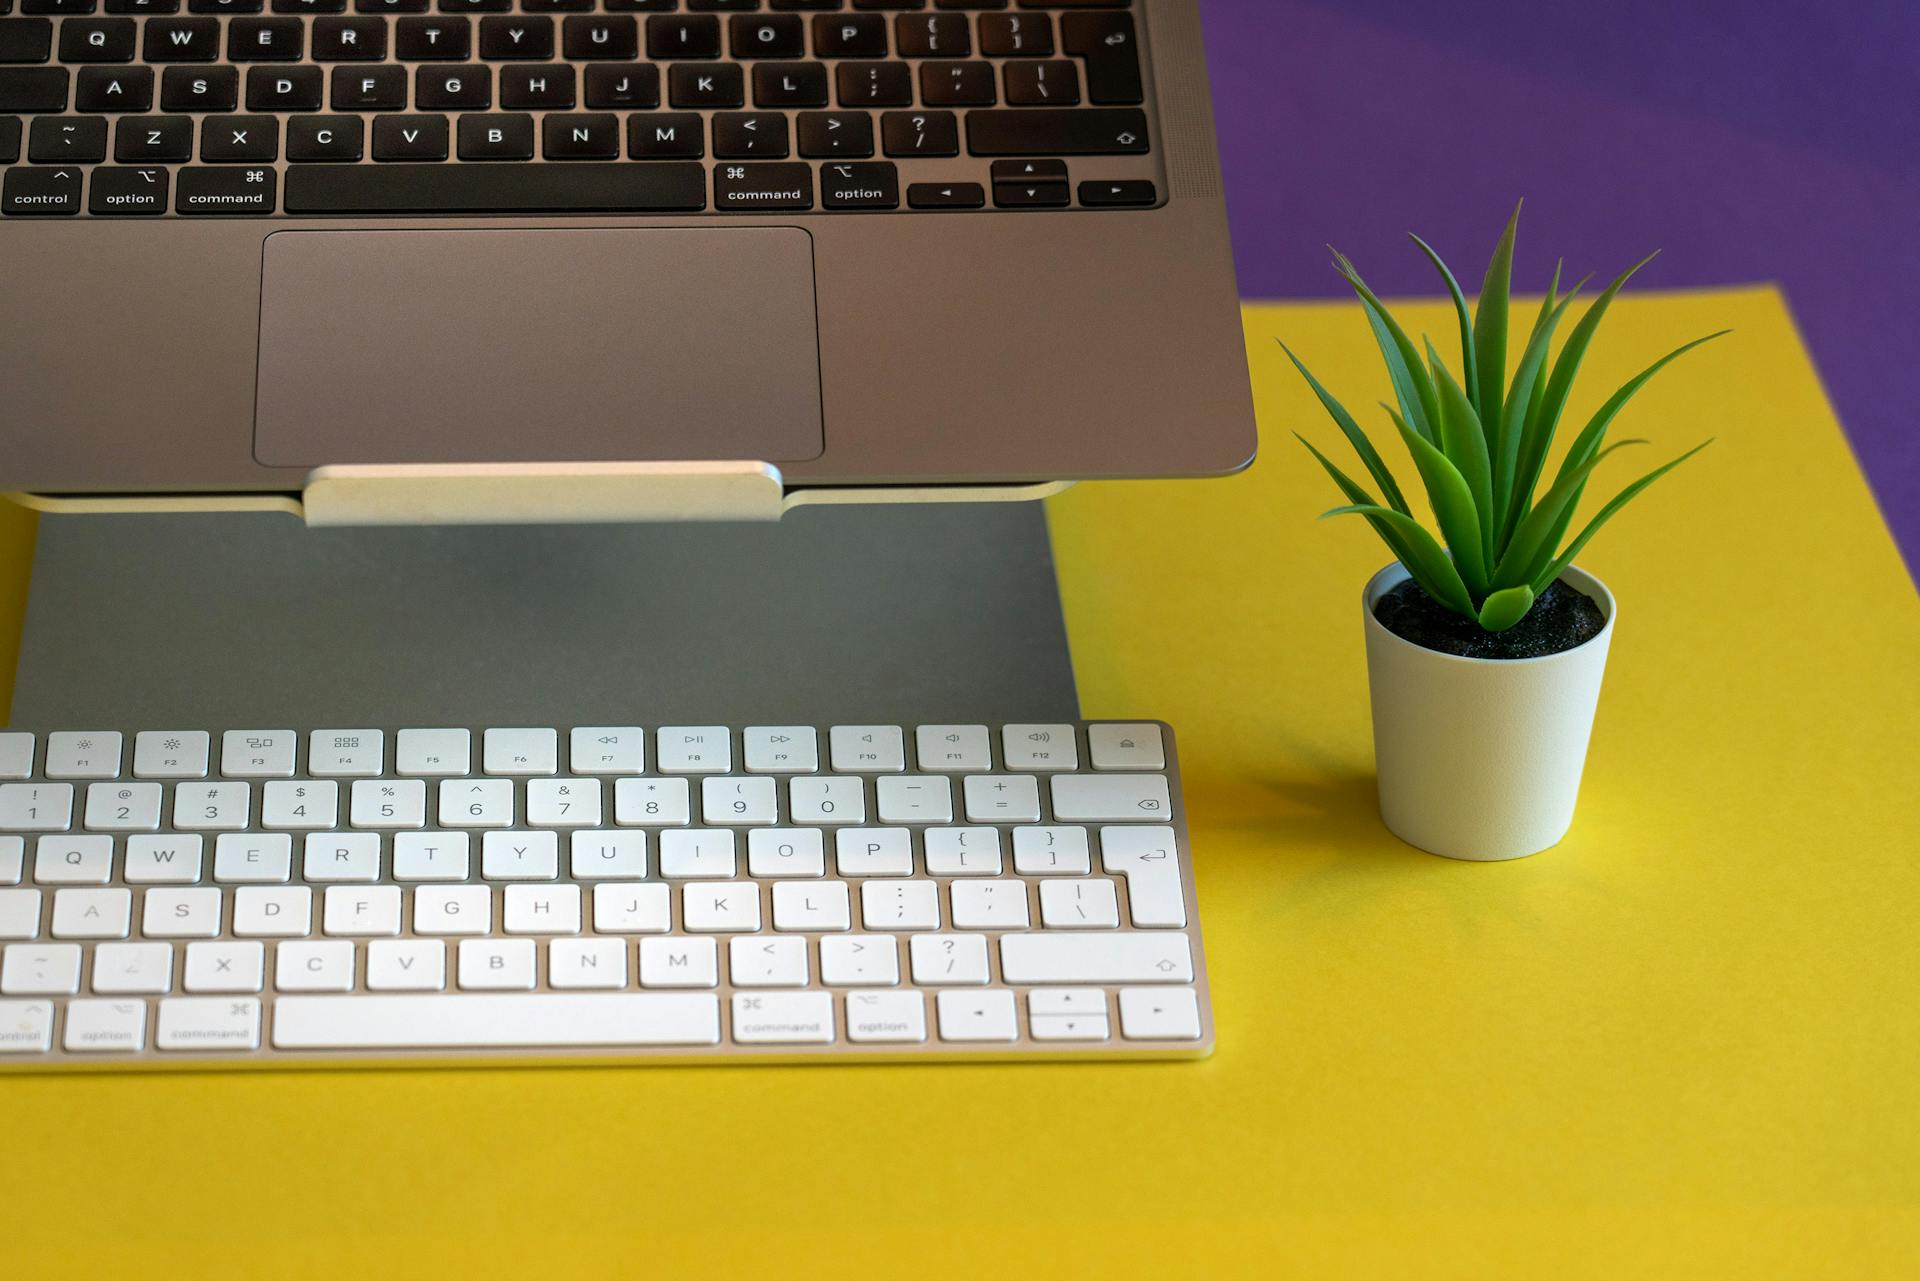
[1198,0,1919,575]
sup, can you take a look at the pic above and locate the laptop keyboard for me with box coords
[0,0,1164,217]
[0,721,1212,1065]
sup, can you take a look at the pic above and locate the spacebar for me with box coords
[284,163,709,215]
[272,994,722,1048]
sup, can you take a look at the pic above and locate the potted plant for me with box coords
[1285,205,1723,860]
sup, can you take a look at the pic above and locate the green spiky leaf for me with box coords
[1531,441,1714,594]
[1493,440,1645,590]
[1295,433,1430,576]
[1279,341,1412,516]
[1332,250,1441,442]
[1428,346,1495,557]
[1410,233,1477,414]
[1476,585,1536,632]
[1383,404,1491,600]
[1471,203,1521,427]
[1321,504,1475,618]
[1494,286,1584,548]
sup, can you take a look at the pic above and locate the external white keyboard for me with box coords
[0,721,1211,1066]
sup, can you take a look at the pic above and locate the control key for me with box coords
[1,162,80,215]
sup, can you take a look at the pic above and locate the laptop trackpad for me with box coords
[253,228,824,468]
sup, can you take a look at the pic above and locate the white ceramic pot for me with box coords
[1362,562,1616,861]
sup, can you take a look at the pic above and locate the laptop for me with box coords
[0,0,1254,507]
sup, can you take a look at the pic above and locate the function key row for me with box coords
[0,723,1168,780]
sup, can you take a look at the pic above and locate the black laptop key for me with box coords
[416,65,489,110]
[22,0,95,13]
[175,163,274,213]
[836,62,911,108]
[355,0,426,12]
[812,14,885,60]
[115,113,190,160]
[312,16,386,60]
[27,113,105,160]
[541,110,617,159]
[880,109,958,157]
[371,112,447,160]
[160,65,236,111]
[1,161,80,213]
[458,110,531,159]
[647,14,718,59]
[919,61,995,107]
[228,16,303,61]
[0,18,52,63]
[58,18,136,62]
[144,17,219,61]
[1062,12,1143,105]
[1004,60,1079,107]
[330,64,405,109]
[1078,179,1156,208]
[729,14,802,59]
[979,13,1053,58]
[667,61,742,108]
[752,61,826,108]
[0,67,67,111]
[247,64,322,110]
[88,163,167,213]
[284,160,707,212]
[500,63,575,110]
[992,158,1067,184]
[285,112,361,160]
[583,62,655,109]
[188,0,261,12]
[272,0,344,10]
[200,113,277,162]
[626,109,700,157]
[797,109,873,158]
[712,109,788,159]
[965,108,1148,156]
[993,179,1069,210]
[714,160,811,211]
[75,64,152,110]
[108,0,182,11]
[0,115,18,162]
[820,159,898,211]
[478,16,552,60]
[895,14,968,59]
[395,16,470,61]
[562,16,636,60]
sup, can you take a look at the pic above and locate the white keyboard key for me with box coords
[302,832,381,882]
[366,939,445,991]
[1030,1011,1110,1041]
[392,831,470,881]
[962,775,1041,823]
[174,781,252,831]
[83,781,163,831]
[829,725,905,773]
[527,778,602,828]
[91,942,173,994]
[1012,825,1092,875]
[1088,723,1166,771]
[0,998,53,1051]
[655,726,731,774]
[729,936,809,987]
[846,989,927,1043]
[1099,826,1187,928]
[272,993,719,1049]
[1050,774,1173,822]
[875,775,954,824]
[569,830,647,880]
[34,834,113,884]
[658,829,736,878]
[263,780,339,831]
[861,879,939,931]
[323,885,402,936]
[45,731,124,780]
[613,777,692,827]
[682,881,761,932]
[999,933,1193,984]
[909,933,989,985]
[924,826,1003,876]
[1002,724,1078,772]
[0,732,34,780]
[913,724,991,773]
[549,937,627,990]
[819,934,899,986]
[132,730,211,780]
[349,779,428,830]
[747,827,825,878]
[0,835,20,883]
[640,936,718,988]
[1038,877,1121,929]
[440,779,516,828]
[743,726,818,774]
[157,996,260,1051]
[0,783,73,831]
[701,776,778,826]
[0,889,41,940]
[214,833,293,883]
[789,776,865,825]
[309,730,384,778]
[1,942,82,994]
[1118,986,1203,1041]
[50,887,132,939]
[1028,988,1107,1017]
[481,830,559,880]
[834,827,912,877]
[936,989,1017,1042]
[503,884,581,935]
[395,728,471,778]
[732,991,834,1043]
[64,997,147,1052]
[183,941,265,993]
[591,883,670,934]
[458,938,536,990]
[950,880,1031,930]
[414,885,492,936]
[125,834,203,884]
[221,730,298,778]
[275,940,356,992]
[568,727,646,775]
[142,887,223,939]
[772,879,851,932]
[483,725,560,775]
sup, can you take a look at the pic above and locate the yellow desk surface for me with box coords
[2,286,1915,1278]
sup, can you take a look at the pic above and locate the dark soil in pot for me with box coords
[1374,577,1607,659]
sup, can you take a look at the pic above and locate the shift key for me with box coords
[714,161,812,212]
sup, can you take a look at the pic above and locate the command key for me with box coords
[176,165,276,216]
[714,162,813,212]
